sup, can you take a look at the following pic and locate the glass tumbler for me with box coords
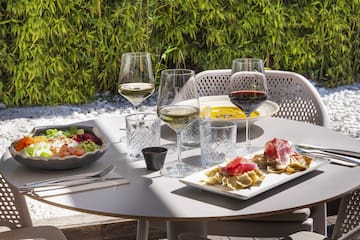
[126,113,160,160]
[200,120,237,167]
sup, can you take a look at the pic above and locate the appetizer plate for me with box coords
[9,125,109,171]
[180,156,327,200]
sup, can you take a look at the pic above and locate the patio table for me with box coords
[1,116,360,239]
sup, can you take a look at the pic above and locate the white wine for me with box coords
[158,105,199,132]
[118,82,155,106]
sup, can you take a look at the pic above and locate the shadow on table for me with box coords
[237,124,264,142]
[172,169,324,211]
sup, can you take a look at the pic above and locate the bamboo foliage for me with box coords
[0,0,359,106]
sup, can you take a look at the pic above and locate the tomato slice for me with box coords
[15,136,34,151]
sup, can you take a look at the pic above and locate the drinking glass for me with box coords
[230,58,268,153]
[157,69,199,178]
[117,52,155,115]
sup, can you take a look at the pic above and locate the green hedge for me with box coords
[0,0,359,106]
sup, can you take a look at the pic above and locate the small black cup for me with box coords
[142,147,167,171]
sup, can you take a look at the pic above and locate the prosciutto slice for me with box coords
[221,156,257,176]
[264,138,293,169]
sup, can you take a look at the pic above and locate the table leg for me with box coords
[311,203,327,235]
[166,221,207,240]
[136,219,149,240]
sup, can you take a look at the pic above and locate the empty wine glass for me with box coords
[157,69,199,178]
[118,52,155,115]
[229,58,268,154]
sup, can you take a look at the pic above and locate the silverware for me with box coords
[25,165,116,187]
[299,153,358,167]
[294,145,360,166]
[296,144,360,159]
[19,177,124,193]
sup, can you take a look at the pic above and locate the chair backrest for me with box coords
[195,69,330,127]
[195,69,232,96]
[0,174,33,229]
[265,70,330,128]
[333,189,360,240]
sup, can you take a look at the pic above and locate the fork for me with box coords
[296,144,360,159]
[294,146,360,166]
[25,165,116,187]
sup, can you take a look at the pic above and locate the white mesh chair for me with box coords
[283,189,360,240]
[0,174,67,240]
[195,69,330,237]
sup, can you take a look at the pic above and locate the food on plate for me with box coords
[200,106,259,119]
[14,126,103,158]
[203,156,265,190]
[202,138,312,190]
[252,138,312,173]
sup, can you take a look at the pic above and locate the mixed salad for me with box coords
[14,126,103,158]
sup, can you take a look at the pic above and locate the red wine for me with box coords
[229,90,268,115]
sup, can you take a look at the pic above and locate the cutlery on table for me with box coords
[19,176,126,193]
[294,145,360,166]
[295,144,360,159]
[25,165,116,187]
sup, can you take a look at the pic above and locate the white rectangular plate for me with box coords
[180,157,327,200]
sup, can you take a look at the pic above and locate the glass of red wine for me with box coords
[229,58,268,154]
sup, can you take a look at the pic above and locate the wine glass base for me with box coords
[160,162,197,178]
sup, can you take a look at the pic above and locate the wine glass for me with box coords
[118,52,155,115]
[157,69,199,178]
[229,58,268,153]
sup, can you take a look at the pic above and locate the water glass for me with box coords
[200,120,237,167]
[181,106,211,148]
[126,113,160,160]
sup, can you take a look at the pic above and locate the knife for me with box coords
[25,165,116,187]
[19,177,125,193]
[296,144,360,159]
[294,145,360,165]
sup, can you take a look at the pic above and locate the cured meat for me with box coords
[221,156,257,176]
[264,138,293,169]
[204,156,264,190]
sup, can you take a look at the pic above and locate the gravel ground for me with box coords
[0,83,359,220]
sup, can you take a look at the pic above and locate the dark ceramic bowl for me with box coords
[142,147,167,171]
[9,125,109,171]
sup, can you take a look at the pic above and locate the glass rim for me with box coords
[122,52,151,57]
[161,69,195,76]
[232,58,263,63]
[125,112,158,121]
[200,120,237,129]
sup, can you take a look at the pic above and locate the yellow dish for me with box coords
[200,106,259,119]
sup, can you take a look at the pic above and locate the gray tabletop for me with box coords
[1,116,360,221]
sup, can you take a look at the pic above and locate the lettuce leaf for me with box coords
[23,142,53,157]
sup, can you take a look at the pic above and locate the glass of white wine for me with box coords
[118,52,155,114]
[157,69,199,178]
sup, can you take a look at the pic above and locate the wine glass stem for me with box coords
[133,105,140,126]
[176,132,182,164]
[245,115,251,151]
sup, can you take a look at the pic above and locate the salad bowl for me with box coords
[9,125,109,170]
